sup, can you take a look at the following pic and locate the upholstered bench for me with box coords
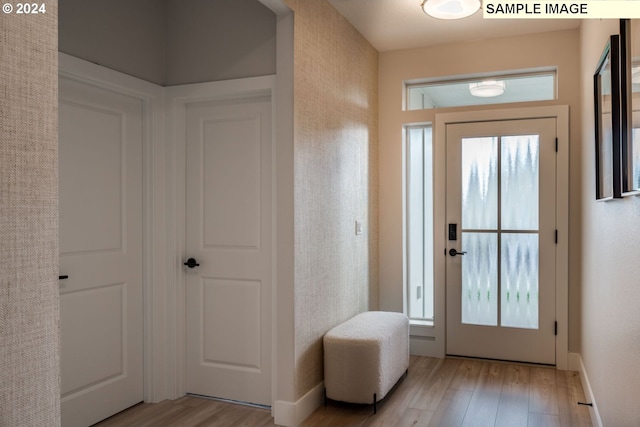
[323,311,409,413]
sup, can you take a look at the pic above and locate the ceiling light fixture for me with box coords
[469,80,506,97]
[421,0,481,19]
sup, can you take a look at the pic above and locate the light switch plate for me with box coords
[355,220,363,235]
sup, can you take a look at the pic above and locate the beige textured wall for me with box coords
[378,29,583,352]
[283,0,379,399]
[0,2,60,426]
[579,20,640,426]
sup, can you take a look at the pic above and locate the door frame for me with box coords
[433,105,569,369]
[58,53,166,402]
[59,54,286,407]
[164,75,278,402]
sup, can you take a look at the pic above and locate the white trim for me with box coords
[433,105,570,368]
[409,323,440,357]
[273,382,325,427]
[555,106,570,370]
[58,1,294,410]
[164,75,277,402]
[58,53,167,403]
[568,353,603,427]
[272,4,296,417]
[58,54,283,406]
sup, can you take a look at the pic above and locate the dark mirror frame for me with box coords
[594,34,622,200]
[620,19,640,195]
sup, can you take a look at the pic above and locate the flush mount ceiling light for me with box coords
[469,80,506,97]
[421,0,481,19]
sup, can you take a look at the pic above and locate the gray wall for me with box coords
[58,0,276,86]
[165,0,276,85]
[59,0,166,85]
[0,2,60,425]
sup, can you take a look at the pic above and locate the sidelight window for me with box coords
[405,125,434,322]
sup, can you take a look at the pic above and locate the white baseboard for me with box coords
[408,323,444,358]
[409,336,442,357]
[273,382,324,427]
[568,352,602,427]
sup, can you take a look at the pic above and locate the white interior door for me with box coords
[445,118,557,365]
[59,77,144,426]
[185,95,272,406]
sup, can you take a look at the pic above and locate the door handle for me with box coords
[448,249,467,257]
[183,258,200,268]
[59,275,69,280]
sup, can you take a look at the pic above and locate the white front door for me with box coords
[59,77,144,426]
[184,95,272,406]
[445,118,557,365]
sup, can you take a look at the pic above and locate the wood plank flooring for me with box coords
[94,356,592,427]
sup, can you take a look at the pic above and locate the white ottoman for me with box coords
[323,311,409,412]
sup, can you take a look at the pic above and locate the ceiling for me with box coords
[327,0,581,52]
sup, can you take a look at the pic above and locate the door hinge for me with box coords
[555,137,558,152]
[555,229,558,244]
[554,321,558,336]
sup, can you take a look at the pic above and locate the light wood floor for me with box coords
[94,356,593,427]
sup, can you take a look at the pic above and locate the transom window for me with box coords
[405,69,557,111]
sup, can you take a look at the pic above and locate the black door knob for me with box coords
[183,258,200,268]
[449,249,467,257]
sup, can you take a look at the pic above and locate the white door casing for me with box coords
[59,76,144,427]
[179,86,273,406]
[431,106,569,369]
[59,55,282,415]
[445,118,557,365]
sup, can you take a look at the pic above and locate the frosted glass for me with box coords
[633,129,640,191]
[462,137,498,230]
[501,233,539,329]
[461,232,498,326]
[407,129,425,319]
[501,135,539,230]
[407,127,434,320]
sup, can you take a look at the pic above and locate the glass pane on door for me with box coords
[501,135,539,230]
[461,137,498,230]
[461,232,497,326]
[460,134,540,330]
[501,233,539,329]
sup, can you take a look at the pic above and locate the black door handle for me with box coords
[58,275,69,280]
[183,258,200,268]
[449,249,467,257]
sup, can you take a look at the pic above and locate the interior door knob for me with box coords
[449,249,467,257]
[183,258,200,268]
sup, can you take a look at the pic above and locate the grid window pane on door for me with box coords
[406,126,434,321]
[461,232,498,326]
[460,134,540,329]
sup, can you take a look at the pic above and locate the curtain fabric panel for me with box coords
[0,3,60,426]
